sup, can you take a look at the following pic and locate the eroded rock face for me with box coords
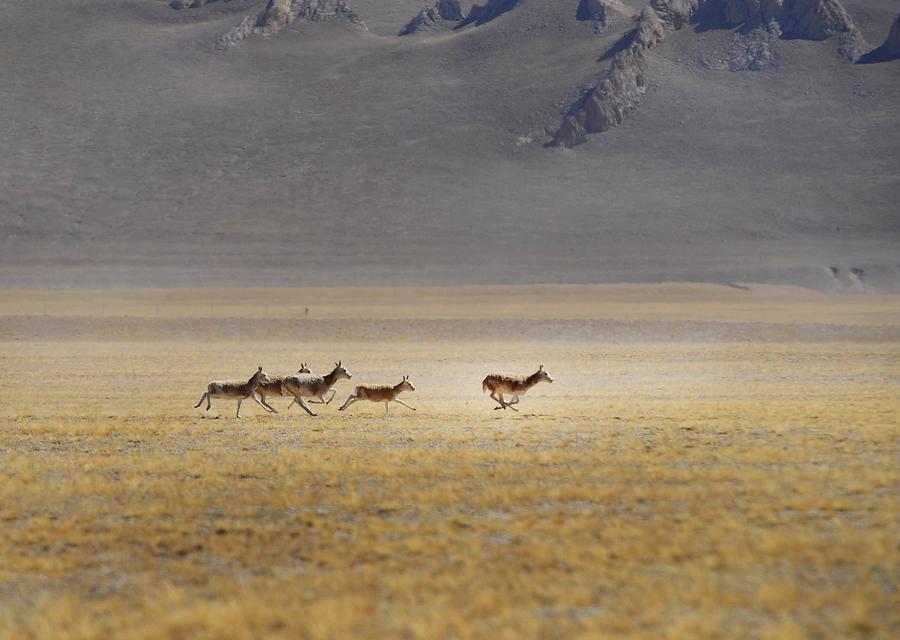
[215,0,366,46]
[555,0,869,147]
[577,0,637,32]
[399,0,464,35]
[721,0,841,37]
[554,6,669,147]
[718,0,867,59]
[649,0,700,29]
[257,0,366,33]
[216,14,256,48]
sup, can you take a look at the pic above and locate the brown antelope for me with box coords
[339,376,416,413]
[194,366,274,418]
[255,363,314,412]
[281,361,352,416]
[482,365,553,411]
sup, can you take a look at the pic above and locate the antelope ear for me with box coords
[258,366,263,372]
[539,364,543,371]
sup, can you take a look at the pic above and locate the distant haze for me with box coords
[2,0,898,289]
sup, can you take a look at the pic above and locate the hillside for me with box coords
[1,0,898,288]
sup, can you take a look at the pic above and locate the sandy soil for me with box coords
[0,284,898,638]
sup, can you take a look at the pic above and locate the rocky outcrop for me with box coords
[215,0,366,47]
[256,0,366,34]
[554,0,869,147]
[576,0,637,33]
[649,0,700,29]
[458,0,522,28]
[717,0,868,60]
[399,0,464,35]
[858,13,900,63]
[717,25,778,70]
[721,0,846,37]
[216,14,256,48]
[553,5,670,147]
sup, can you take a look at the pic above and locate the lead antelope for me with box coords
[255,363,318,412]
[281,361,352,416]
[482,365,553,411]
[194,366,274,418]
[339,376,416,413]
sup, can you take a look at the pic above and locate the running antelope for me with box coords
[255,363,316,412]
[482,365,553,411]
[194,366,274,418]
[339,376,416,413]
[281,361,352,416]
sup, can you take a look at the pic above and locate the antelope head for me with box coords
[398,375,415,393]
[333,361,352,380]
[536,364,553,383]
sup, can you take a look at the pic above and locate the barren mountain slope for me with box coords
[1,0,898,287]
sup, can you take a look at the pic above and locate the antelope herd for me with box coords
[195,364,554,416]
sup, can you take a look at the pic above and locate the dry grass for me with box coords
[1,285,898,639]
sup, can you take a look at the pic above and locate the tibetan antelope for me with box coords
[255,363,315,412]
[281,361,352,416]
[339,376,416,413]
[482,365,553,411]
[194,366,274,418]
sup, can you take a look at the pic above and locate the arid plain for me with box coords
[1,284,898,639]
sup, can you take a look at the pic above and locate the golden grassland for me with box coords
[0,285,898,639]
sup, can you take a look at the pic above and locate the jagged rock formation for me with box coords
[858,13,900,63]
[553,5,671,147]
[555,0,869,147]
[718,0,868,60]
[576,0,637,33]
[215,0,366,47]
[216,14,256,48]
[649,0,699,28]
[457,0,522,28]
[695,22,781,71]
[399,0,464,35]
[721,0,848,38]
[256,0,366,34]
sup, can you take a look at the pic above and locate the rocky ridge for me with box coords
[256,0,366,33]
[399,0,465,35]
[576,0,638,33]
[554,0,870,147]
[553,2,675,148]
[717,0,868,60]
[214,0,366,47]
